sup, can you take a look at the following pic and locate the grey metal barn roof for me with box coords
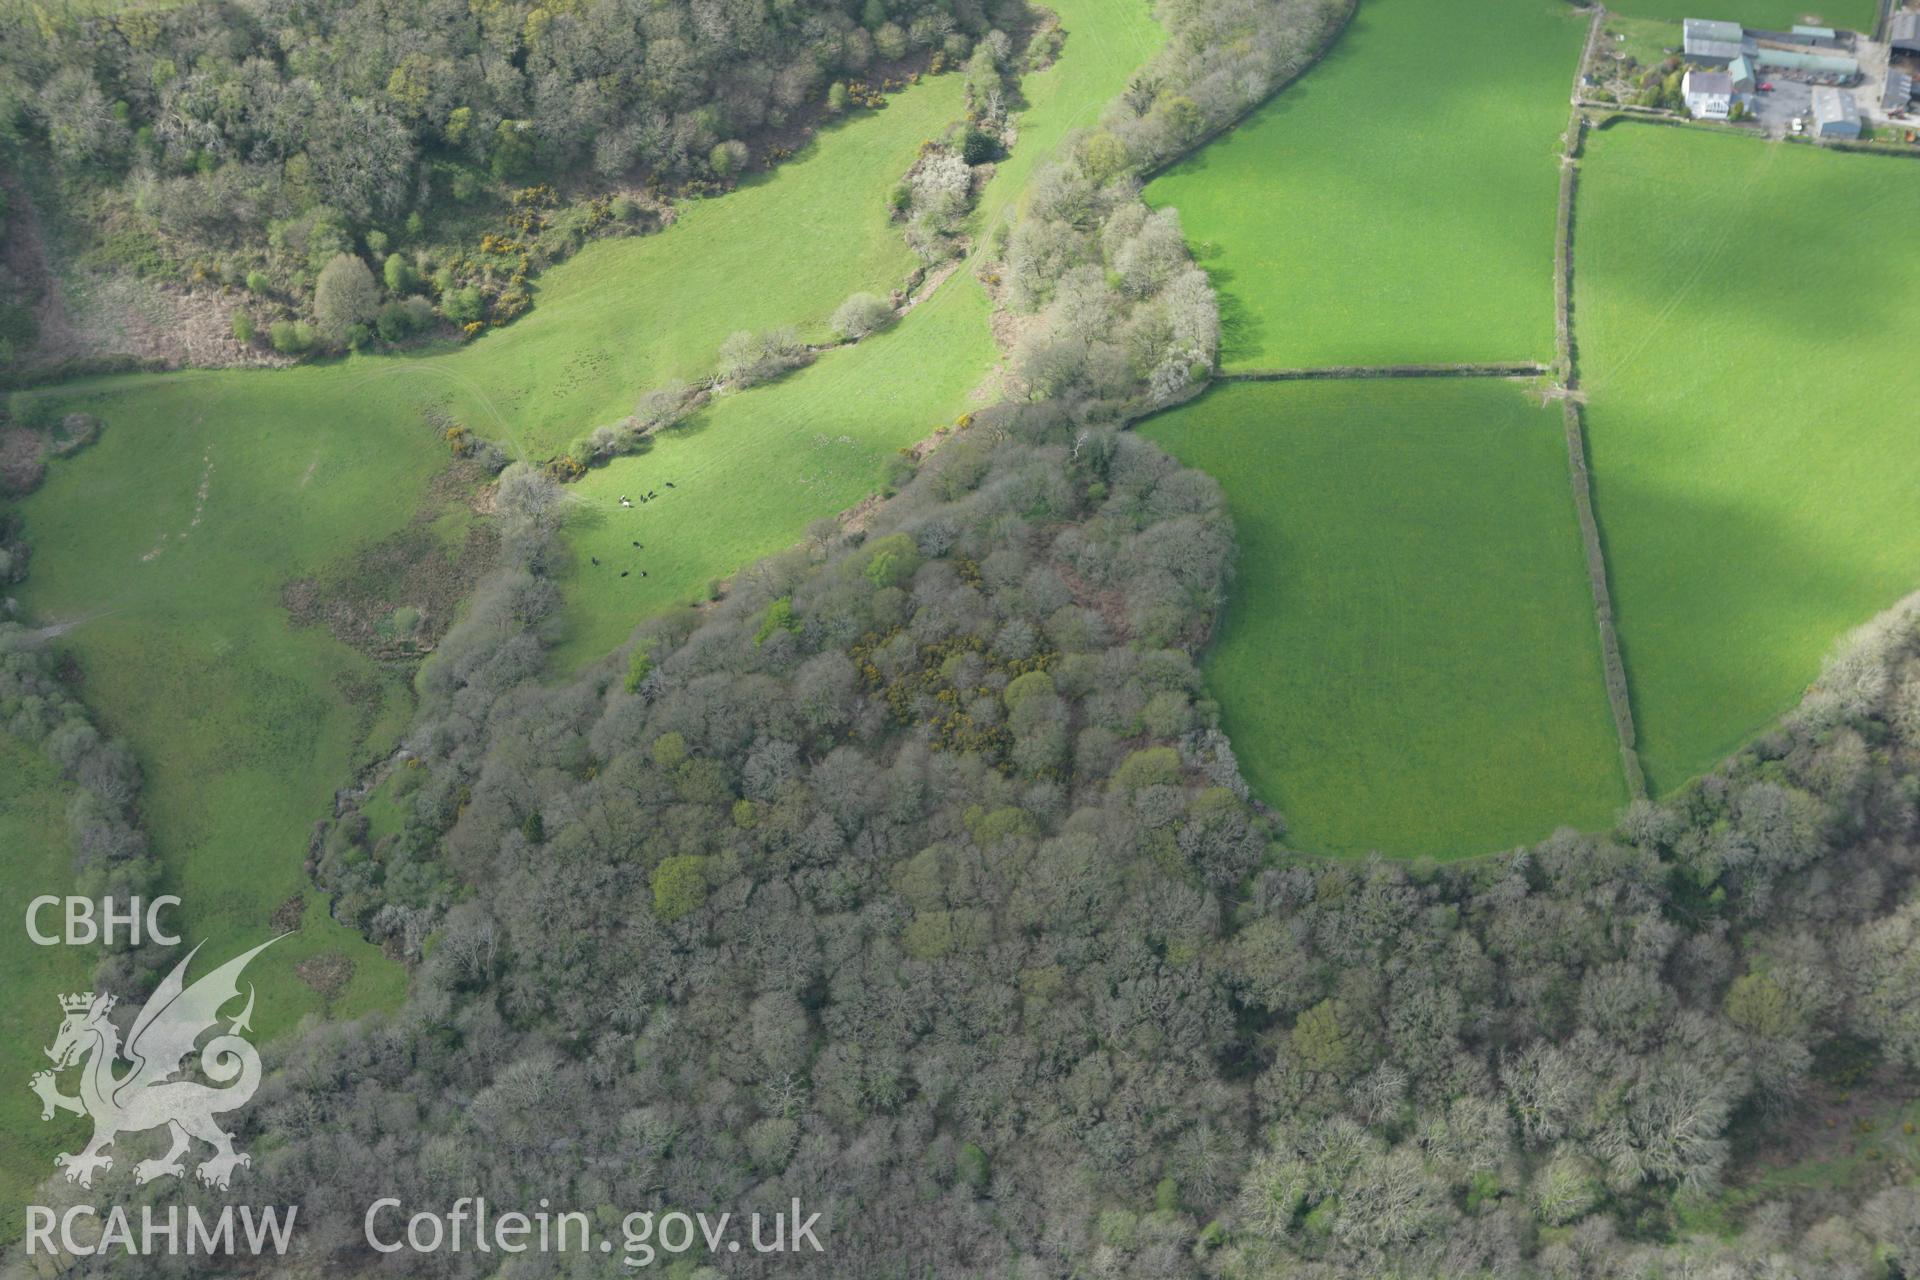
[1684,16,1748,61]
[1894,11,1920,51]
[1812,85,1861,128]
[1887,69,1915,111]
[1685,17,1745,42]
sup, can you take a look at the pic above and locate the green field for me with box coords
[440,74,965,459]
[1142,378,1626,858]
[0,739,92,1239]
[1143,0,1585,371]
[14,365,446,1039]
[1598,0,1875,31]
[1575,125,1920,792]
[552,275,999,668]
[0,70,986,1074]
[552,0,1165,666]
[1,3,1168,1135]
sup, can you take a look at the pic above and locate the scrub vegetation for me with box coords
[0,0,1014,360]
[433,71,969,458]
[550,0,1171,664]
[260,406,1920,1277]
[0,18,1056,1051]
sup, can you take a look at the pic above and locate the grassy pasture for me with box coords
[552,0,1165,667]
[0,6,1168,1138]
[1142,378,1626,859]
[551,276,998,668]
[1575,124,1920,792]
[444,75,965,459]
[0,71,981,1070]
[1598,0,1875,31]
[10,362,464,1088]
[976,0,1166,233]
[1143,0,1585,372]
[0,738,92,1240]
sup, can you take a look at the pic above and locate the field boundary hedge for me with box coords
[1221,362,1547,381]
[1135,0,1363,185]
[0,354,172,391]
[1559,23,1647,799]
[1561,400,1646,798]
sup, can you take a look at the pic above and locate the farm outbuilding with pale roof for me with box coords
[1684,17,1747,64]
[1811,85,1862,137]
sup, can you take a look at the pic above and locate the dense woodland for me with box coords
[9,0,1920,1275]
[0,0,1032,355]
[76,418,1919,1279]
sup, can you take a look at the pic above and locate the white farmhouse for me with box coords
[1683,69,1735,119]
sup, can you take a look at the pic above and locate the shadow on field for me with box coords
[1147,5,1361,184]
[1583,442,1884,797]
[1203,265,1267,366]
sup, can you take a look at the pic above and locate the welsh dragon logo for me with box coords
[29,939,277,1190]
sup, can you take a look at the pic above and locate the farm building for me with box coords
[1811,85,1862,137]
[1743,23,1846,48]
[1752,47,1860,78]
[1892,11,1920,56]
[1789,24,1840,46]
[1729,54,1756,92]
[1684,17,1747,64]
[1887,68,1915,112]
[1684,69,1735,118]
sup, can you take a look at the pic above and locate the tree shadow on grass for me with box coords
[565,497,608,537]
[1202,264,1267,367]
[1146,6,1359,185]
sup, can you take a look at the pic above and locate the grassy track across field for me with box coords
[14,364,449,1038]
[1141,378,1626,859]
[1143,0,1585,371]
[1575,124,1920,792]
